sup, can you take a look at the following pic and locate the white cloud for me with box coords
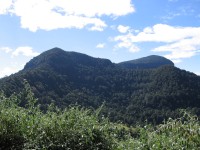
[195,72,200,76]
[12,47,40,57]
[114,32,140,53]
[114,24,200,61]
[0,66,21,78]
[0,0,12,14]
[96,43,105,48]
[0,46,39,78]
[0,0,135,32]
[0,47,13,53]
[117,25,130,33]
[129,45,140,53]
[89,25,105,32]
[171,59,182,63]
[0,46,39,57]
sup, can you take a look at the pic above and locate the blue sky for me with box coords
[0,0,200,78]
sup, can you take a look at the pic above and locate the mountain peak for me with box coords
[118,55,174,69]
[23,48,113,71]
[24,48,174,71]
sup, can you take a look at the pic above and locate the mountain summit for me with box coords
[118,55,174,69]
[24,48,173,71]
[24,47,113,71]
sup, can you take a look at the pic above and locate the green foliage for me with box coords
[0,88,119,149]
[0,86,200,149]
[117,111,200,150]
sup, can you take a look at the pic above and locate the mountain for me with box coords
[0,47,200,125]
[24,47,113,71]
[118,55,174,69]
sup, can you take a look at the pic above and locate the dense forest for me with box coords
[0,48,200,125]
[0,82,199,149]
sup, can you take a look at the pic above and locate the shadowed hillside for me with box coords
[0,47,200,125]
[118,55,174,69]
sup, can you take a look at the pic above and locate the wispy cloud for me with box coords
[96,43,105,48]
[114,24,200,62]
[0,66,22,78]
[161,13,181,22]
[195,72,200,76]
[0,46,39,78]
[0,0,135,32]
[162,1,197,22]
[0,47,12,53]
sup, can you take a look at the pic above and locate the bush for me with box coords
[116,110,200,150]
[0,87,118,149]
[0,82,199,149]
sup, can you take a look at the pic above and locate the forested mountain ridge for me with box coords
[0,47,200,125]
[24,47,113,71]
[118,55,174,69]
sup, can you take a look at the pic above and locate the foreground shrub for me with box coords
[0,82,199,149]
[117,111,200,150]
[0,95,118,149]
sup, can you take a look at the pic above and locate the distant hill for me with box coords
[118,55,174,69]
[0,47,200,125]
[24,47,113,71]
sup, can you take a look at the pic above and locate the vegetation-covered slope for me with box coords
[0,84,199,149]
[0,47,200,125]
[118,55,174,69]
